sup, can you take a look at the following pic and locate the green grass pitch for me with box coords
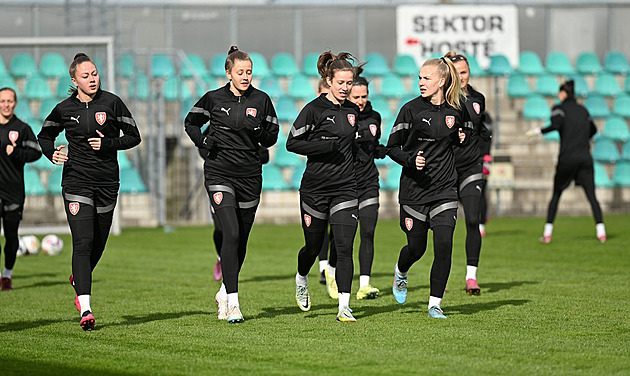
[1,215,629,375]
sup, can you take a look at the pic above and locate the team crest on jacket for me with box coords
[304,214,312,227]
[405,218,413,231]
[69,202,80,216]
[369,124,377,137]
[445,116,455,128]
[347,114,355,126]
[213,192,223,205]
[8,131,19,143]
[473,102,481,115]
[95,112,107,126]
[246,108,257,117]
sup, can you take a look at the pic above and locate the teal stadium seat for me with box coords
[38,98,58,121]
[506,74,532,98]
[379,121,394,146]
[194,74,215,96]
[523,95,551,120]
[118,150,133,170]
[594,162,614,188]
[568,74,591,97]
[151,54,175,78]
[543,130,560,142]
[518,51,545,76]
[370,95,393,121]
[604,51,630,75]
[467,55,487,77]
[535,74,559,97]
[602,116,629,142]
[271,53,299,77]
[262,164,288,191]
[487,54,512,76]
[545,52,575,75]
[393,54,418,77]
[0,56,7,76]
[626,76,630,93]
[31,150,54,171]
[55,131,68,148]
[275,95,299,123]
[56,76,74,99]
[576,52,603,75]
[24,166,46,195]
[23,74,53,100]
[380,73,407,99]
[181,53,208,79]
[210,54,226,77]
[120,167,148,194]
[612,161,630,186]
[47,166,63,194]
[594,72,622,97]
[273,136,304,168]
[288,74,315,100]
[382,163,402,191]
[162,76,192,102]
[259,76,285,99]
[396,94,417,114]
[128,70,150,101]
[363,53,390,77]
[39,53,67,79]
[592,137,620,163]
[15,100,34,119]
[10,53,38,78]
[119,54,135,79]
[301,53,320,78]
[289,164,305,190]
[0,74,18,93]
[180,99,194,122]
[612,94,630,118]
[622,140,630,160]
[584,94,611,118]
[249,52,270,78]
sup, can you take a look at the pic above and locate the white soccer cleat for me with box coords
[215,291,228,320]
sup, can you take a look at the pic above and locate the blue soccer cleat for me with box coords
[428,306,447,319]
[392,274,407,304]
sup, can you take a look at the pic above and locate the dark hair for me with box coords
[68,53,97,96]
[0,87,17,103]
[353,65,369,89]
[225,45,252,72]
[317,51,358,81]
[444,51,470,68]
[559,80,575,98]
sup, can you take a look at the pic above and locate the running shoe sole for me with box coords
[80,313,95,331]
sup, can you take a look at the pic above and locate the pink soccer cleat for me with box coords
[213,259,222,281]
[80,311,95,331]
[539,235,551,244]
[598,234,607,243]
[1,277,13,291]
[465,279,481,295]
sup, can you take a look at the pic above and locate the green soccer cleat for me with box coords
[325,268,339,300]
[356,285,380,300]
[296,284,311,311]
[336,306,356,322]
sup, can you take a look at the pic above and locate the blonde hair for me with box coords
[422,57,465,110]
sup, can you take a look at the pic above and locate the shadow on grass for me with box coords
[249,302,339,320]
[17,278,101,290]
[15,272,58,279]
[0,318,74,333]
[2,357,134,376]
[483,281,539,294]
[240,273,295,283]
[102,310,210,328]
[447,299,530,316]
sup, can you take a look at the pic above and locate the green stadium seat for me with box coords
[162,76,192,102]
[396,94,417,113]
[275,95,299,123]
[289,164,305,190]
[594,72,622,97]
[262,164,288,191]
[39,53,67,79]
[0,74,18,93]
[592,137,620,163]
[370,94,393,120]
[194,75,213,97]
[523,95,551,120]
[259,76,285,99]
[151,54,175,78]
[31,151,54,171]
[47,166,63,194]
[393,54,418,77]
[0,56,7,76]
[518,51,545,76]
[181,53,208,79]
[382,163,401,191]
[273,136,304,168]
[545,52,575,75]
[120,167,148,194]
[271,53,299,78]
[249,52,270,78]
[119,54,135,78]
[118,150,133,170]
[612,161,630,187]
[38,98,58,121]
[576,52,603,75]
[535,74,559,97]
[543,130,560,142]
[23,117,41,135]
[55,130,68,148]
[380,73,407,99]
[210,54,226,77]
[24,166,46,195]
[602,116,629,142]
[10,53,38,78]
[180,98,194,122]
[15,100,33,119]
[379,121,393,146]
[604,51,630,75]
[567,74,591,97]
[408,76,421,96]
[363,52,390,77]
[23,74,53,100]
[55,76,74,99]
[584,94,611,118]
[622,140,630,160]
[506,74,532,98]
[128,70,150,101]
[287,74,315,100]
[487,54,512,76]
[467,55,487,77]
[612,94,630,118]
[594,162,614,188]
[301,53,320,78]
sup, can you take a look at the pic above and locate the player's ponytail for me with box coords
[559,80,575,99]
[422,58,464,110]
[68,53,96,96]
[317,51,359,82]
[225,45,252,72]
[353,63,369,92]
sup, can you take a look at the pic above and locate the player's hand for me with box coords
[374,144,387,159]
[243,114,263,137]
[525,127,542,138]
[88,130,104,150]
[5,138,16,156]
[482,154,492,176]
[415,151,425,170]
[458,128,465,143]
[52,145,68,165]
[203,135,218,151]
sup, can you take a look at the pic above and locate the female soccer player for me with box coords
[387,57,467,319]
[527,80,606,243]
[0,87,42,291]
[445,52,492,295]
[287,51,366,322]
[38,53,141,330]
[185,46,279,324]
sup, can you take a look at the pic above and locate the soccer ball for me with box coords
[16,237,28,257]
[41,235,64,256]
[21,235,40,255]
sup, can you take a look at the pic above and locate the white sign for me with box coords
[396,5,519,69]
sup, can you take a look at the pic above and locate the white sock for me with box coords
[395,264,408,279]
[338,292,350,310]
[2,268,12,279]
[479,224,485,233]
[466,265,478,281]
[596,223,606,238]
[428,296,442,309]
[227,292,239,308]
[217,255,221,261]
[327,265,336,277]
[359,275,370,288]
[544,223,553,237]
[78,294,91,314]
[295,273,307,286]
[218,283,227,300]
[319,260,328,273]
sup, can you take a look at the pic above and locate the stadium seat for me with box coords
[118,150,133,170]
[55,76,74,98]
[604,51,630,75]
[151,54,175,78]
[380,73,407,99]
[602,116,630,142]
[592,137,620,163]
[584,94,611,118]
[128,70,150,101]
[370,94,394,120]
[565,74,590,97]
[10,53,38,78]
[289,164,305,190]
[467,55,487,77]
[249,52,271,78]
[161,75,192,102]
[622,140,630,160]
[594,72,622,97]
[379,121,394,146]
[259,76,285,99]
[594,162,614,188]
[275,95,299,123]
[523,95,551,120]
[55,130,68,148]
[38,98,58,121]
[576,52,603,75]
[543,130,560,142]
[382,163,402,191]
[396,94,417,113]
[47,166,63,194]
[612,94,630,118]
[15,100,34,119]
[363,52,390,77]
[518,51,545,76]
[39,53,67,79]
[287,74,315,100]
[545,52,575,75]
[180,98,194,122]
[210,54,227,77]
[273,137,303,168]
[119,54,135,78]
[487,54,512,76]
[393,54,418,77]
[0,74,18,93]
[262,164,288,191]
[612,161,630,186]
[301,53,320,78]
[24,166,46,195]
[120,167,148,194]
[535,74,559,97]
[181,53,208,79]
[0,56,7,76]
[506,74,532,98]
[271,53,299,77]
[31,151,54,171]
[23,74,53,100]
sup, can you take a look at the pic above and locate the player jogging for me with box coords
[38,53,141,331]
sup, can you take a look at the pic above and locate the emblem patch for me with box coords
[405,218,413,231]
[213,192,223,205]
[246,108,257,117]
[472,102,481,115]
[304,214,312,227]
[369,124,377,137]
[8,131,19,143]
[69,202,80,216]
[445,116,455,128]
[95,112,107,126]
[347,114,355,126]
